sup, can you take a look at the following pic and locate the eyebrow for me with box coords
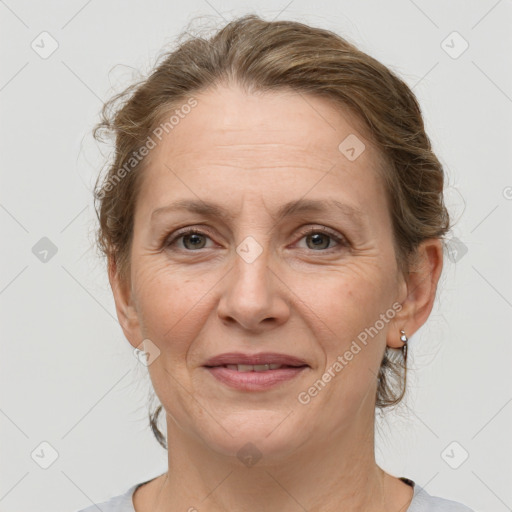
[151,198,367,228]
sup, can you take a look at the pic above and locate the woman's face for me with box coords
[114,85,409,459]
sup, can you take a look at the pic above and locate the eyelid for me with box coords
[293,225,348,249]
[163,225,217,248]
[164,224,348,252]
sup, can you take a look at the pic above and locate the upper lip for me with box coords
[203,352,309,367]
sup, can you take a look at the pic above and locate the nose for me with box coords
[216,243,290,332]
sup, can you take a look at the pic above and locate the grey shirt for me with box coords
[76,477,476,511]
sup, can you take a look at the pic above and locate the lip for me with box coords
[203,352,309,367]
[203,352,309,391]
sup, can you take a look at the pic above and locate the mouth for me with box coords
[213,363,303,372]
[203,352,309,391]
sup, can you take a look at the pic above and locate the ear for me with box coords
[387,238,444,348]
[108,256,143,350]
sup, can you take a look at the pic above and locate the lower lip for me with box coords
[204,366,308,391]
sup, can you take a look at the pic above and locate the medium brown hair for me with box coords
[93,14,450,450]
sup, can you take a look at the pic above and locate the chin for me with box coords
[196,411,306,464]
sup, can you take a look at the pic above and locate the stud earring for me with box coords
[400,329,408,361]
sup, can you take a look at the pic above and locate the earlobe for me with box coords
[386,324,410,350]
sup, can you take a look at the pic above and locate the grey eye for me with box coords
[182,233,207,250]
[305,233,332,250]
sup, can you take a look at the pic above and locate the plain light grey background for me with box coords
[1,1,511,511]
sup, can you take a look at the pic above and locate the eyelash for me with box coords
[164,226,348,253]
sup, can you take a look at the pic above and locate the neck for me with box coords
[151,407,398,512]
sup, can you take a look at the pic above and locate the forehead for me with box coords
[137,85,388,222]
[155,85,372,163]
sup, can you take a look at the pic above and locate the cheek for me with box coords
[132,261,209,353]
[295,272,392,425]
[308,263,394,342]
[132,263,211,413]
[302,265,395,409]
